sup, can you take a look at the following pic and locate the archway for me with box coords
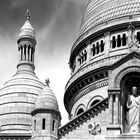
[120,72,140,133]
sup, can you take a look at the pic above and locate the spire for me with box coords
[17,10,36,72]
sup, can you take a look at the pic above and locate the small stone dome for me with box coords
[35,80,59,111]
[18,10,36,42]
[18,20,35,40]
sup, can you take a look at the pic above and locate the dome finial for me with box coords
[25,9,30,20]
[45,78,50,86]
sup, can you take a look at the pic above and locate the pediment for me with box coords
[109,51,140,70]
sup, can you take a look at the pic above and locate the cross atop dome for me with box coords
[45,78,50,86]
[25,9,31,20]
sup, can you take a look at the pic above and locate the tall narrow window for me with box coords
[96,42,99,54]
[24,45,26,60]
[100,40,104,52]
[34,120,36,131]
[137,32,140,43]
[28,46,30,61]
[92,44,96,56]
[42,118,45,130]
[78,58,81,65]
[81,52,84,63]
[84,50,87,61]
[122,34,126,46]
[117,35,121,47]
[31,48,32,62]
[112,36,116,48]
[21,46,23,61]
[52,120,55,131]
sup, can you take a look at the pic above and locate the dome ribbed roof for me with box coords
[70,0,140,55]
[80,0,140,36]
[35,82,59,111]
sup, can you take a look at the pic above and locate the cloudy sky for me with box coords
[0,0,88,125]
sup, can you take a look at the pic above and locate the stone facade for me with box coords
[1,0,140,140]
[62,0,140,139]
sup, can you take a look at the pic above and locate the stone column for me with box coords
[107,89,122,135]
[29,47,31,61]
[108,92,113,124]
[86,41,91,63]
[26,45,28,60]
[104,32,110,57]
[23,46,25,61]
[114,92,119,124]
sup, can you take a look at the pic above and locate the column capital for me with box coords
[104,32,110,36]
[108,89,121,94]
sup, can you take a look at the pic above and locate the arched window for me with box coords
[100,40,104,52]
[87,96,104,109]
[84,50,87,61]
[81,52,84,63]
[112,36,116,48]
[92,44,96,56]
[42,118,45,130]
[76,108,84,116]
[137,32,140,43]
[52,120,55,131]
[34,120,36,131]
[90,100,100,107]
[117,35,121,47]
[78,57,81,65]
[122,34,126,46]
[96,42,100,54]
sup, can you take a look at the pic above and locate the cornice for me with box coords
[68,78,108,113]
[66,54,126,90]
[58,98,108,139]
[31,108,61,119]
[64,66,108,114]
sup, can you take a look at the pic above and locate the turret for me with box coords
[31,79,61,140]
[17,9,36,72]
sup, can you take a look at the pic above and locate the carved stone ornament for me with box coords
[88,122,101,135]
[128,40,139,51]
[127,23,140,51]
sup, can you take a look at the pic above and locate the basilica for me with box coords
[1,0,140,140]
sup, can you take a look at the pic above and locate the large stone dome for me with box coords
[0,67,44,133]
[71,0,140,53]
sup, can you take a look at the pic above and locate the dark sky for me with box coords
[0,0,88,125]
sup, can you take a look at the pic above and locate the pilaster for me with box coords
[104,32,110,57]
[107,89,122,135]
[86,41,92,63]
